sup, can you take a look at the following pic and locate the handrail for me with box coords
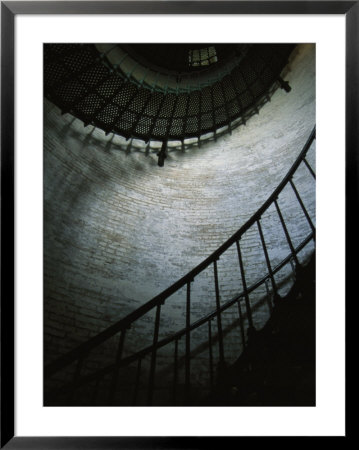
[45,126,316,379]
[46,231,313,400]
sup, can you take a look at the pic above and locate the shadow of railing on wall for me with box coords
[44,126,316,407]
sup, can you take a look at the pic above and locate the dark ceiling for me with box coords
[120,43,243,73]
[44,43,295,143]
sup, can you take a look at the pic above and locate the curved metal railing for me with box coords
[45,127,316,406]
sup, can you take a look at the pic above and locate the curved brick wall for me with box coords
[44,44,315,404]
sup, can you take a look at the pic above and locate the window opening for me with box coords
[189,46,218,67]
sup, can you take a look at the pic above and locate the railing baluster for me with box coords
[185,281,191,402]
[213,259,225,365]
[257,219,278,297]
[108,329,126,405]
[91,375,101,406]
[303,157,316,179]
[67,356,84,405]
[147,304,161,405]
[208,320,214,389]
[237,298,246,348]
[235,240,254,329]
[219,81,232,134]
[182,89,192,142]
[172,339,178,405]
[229,75,245,123]
[210,85,217,139]
[289,179,316,238]
[265,279,274,314]
[274,198,299,266]
[132,358,142,406]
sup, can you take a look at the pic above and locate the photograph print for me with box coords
[43,43,316,407]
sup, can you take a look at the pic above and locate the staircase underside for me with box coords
[201,254,315,406]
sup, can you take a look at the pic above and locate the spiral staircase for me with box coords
[44,127,316,406]
[44,43,295,158]
[43,43,315,406]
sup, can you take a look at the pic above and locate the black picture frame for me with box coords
[1,1,354,447]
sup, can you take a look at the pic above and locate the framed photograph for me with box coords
[1,1,353,447]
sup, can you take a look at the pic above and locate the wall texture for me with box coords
[44,44,316,405]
